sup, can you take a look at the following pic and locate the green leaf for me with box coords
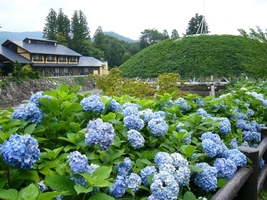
[17,170,40,182]
[19,183,39,200]
[24,124,37,134]
[39,98,59,115]
[38,191,62,200]
[62,103,82,116]
[0,175,7,189]
[189,165,203,173]
[45,175,76,195]
[94,180,113,187]
[0,189,18,200]
[217,178,228,188]
[74,185,93,195]
[181,145,196,157]
[92,166,112,180]
[183,191,196,200]
[89,193,115,200]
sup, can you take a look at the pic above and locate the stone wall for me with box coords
[0,77,95,109]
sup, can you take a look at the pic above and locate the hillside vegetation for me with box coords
[119,34,267,79]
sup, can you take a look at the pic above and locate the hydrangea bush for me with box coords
[0,81,266,200]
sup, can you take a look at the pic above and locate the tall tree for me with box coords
[57,8,71,44]
[186,13,209,35]
[70,10,90,53]
[238,26,267,44]
[139,28,164,49]
[93,26,107,52]
[162,29,169,40]
[171,29,179,38]
[43,8,58,40]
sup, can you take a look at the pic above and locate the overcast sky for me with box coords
[0,0,266,40]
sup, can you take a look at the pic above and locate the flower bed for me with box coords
[0,82,267,200]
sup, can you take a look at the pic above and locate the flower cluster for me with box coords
[68,151,89,173]
[222,149,247,167]
[30,91,52,106]
[107,99,122,113]
[213,158,237,179]
[219,117,231,134]
[127,129,145,149]
[1,134,40,170]
[139,108,155,123]
[85,118,115,150]
[125,173,142,193]
[174,98,189,111]
[122,103,140,117]
[194,162,218,192]
[246,91,267,106]
[201,132,225,158]
[12,103,43,124]
[141,166,157,186]
[148,117,168,137]
[124,115,144,131]
[80,95,105,114]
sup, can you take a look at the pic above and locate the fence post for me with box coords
[261,127,267,190]
[238,146,259,200]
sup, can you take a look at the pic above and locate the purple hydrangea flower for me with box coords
[150,171,179,200]
[30,91,52,107]
[124,115,144,131]
[127,129,145,149]
[125,173,141,193]
[148,118,168,137]
[140,166,157,186]
[68,151,89,173]
[80,95,105,114]
[85,118,115,150]
[12,103,43,124]
[1,134,40,170]
[222,149,247,167]
[194,162,218,192]
[116,157,132,177]
[213,158,237,179]
[108,175,127,198]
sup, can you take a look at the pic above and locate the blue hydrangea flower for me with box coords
[125,173,141,193]
[30,91,52,107]
[153,111,166,119]
[71,174,89,188]
[219,117,231,134]
[202,139,223,158]
[80,95,105,114]
[222,149,247,167]
[107,99,122,113]
[12,103,43,124]
[213,158,237,179]
[150,171,179,200]
[140,166,157,186]
[108,175,127,198]
[85,118,115,150]
[122,102,141,110]
[196,108,210,117]
[87,163,99,175]
[122,106,139,117]
[174,98,188,111]
[247,109,254,117]
[195,98,204,106]
[124,115,144,131]
[68,151,89,173]
[176,122,185,132]
[127,129,145,149]
[1,134,40,170]
[242,131,261,142]
[56,195,64,200]
[154,152,173,167]
[139,108,154,123]
[148,118,168,137]
[194,162,218,192]
[236,119,247,130]
[116,157,132,177]
[0,124,2,130]
[38,180,50,192]
[259,158,265,169]
[230,138,238,149]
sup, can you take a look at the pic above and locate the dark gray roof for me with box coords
[4,40,82,56]
[78,56,104,67]
[0,46,32,63]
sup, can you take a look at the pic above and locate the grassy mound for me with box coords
[119,34,267,79]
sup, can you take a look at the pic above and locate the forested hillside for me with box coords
[119,34,267,79]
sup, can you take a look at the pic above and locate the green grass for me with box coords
[258,188,267,200]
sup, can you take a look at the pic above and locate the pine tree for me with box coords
[57,8,71,44]
[171,29,179,38]
[186,13,209,35]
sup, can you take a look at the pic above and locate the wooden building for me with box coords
[0,37,108,76]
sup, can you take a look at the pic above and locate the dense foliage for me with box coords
[0,77,267,199]
[119,34,267,79]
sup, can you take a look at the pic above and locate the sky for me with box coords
[0,0,266,40]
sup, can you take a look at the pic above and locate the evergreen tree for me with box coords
[70,10,90,53]
[43,8,58,40]
[186,13,209,35]
[139,28,164,49]
[171,29,179,38]
[162,29,169,40]
[93,26,107,52]
[57,8,71,44]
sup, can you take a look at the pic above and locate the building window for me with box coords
[58,55,66,62]
[33,54,42,61]
[55,68,60,76]
[69,56,77,62]
[47,55,55,61]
